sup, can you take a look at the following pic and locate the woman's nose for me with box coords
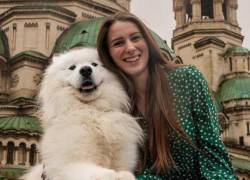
[125,39,136,52]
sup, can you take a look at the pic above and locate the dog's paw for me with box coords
[117,171,136,180]
[90,169,117,180]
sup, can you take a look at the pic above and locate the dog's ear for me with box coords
[51,54,61,63]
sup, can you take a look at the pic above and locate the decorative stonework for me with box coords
[24,22,38,28]
[178,42,192,50]
[33,74,42,86]
[10,74,19,88]
[82,12,97,19]
[57,25,66,31]
[192,53,204,59]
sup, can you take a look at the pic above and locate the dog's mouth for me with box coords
[79,79,97,93]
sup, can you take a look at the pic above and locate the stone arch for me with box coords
[174,56,184,64]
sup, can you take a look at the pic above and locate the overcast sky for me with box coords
[131,0,250,50]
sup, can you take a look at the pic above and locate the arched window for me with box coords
[201,0,214,19]
[19,143,26,165]
[29,144,37,166]
[222,0,228,20]
[7,142,14,164]
[247,122,250,136]
[229,57,233,71]
[185,0,192,22]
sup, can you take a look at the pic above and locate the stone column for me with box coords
[214,0,224,20]
[191,0,201,22]
[174,0,185,28]
[230,0,238,25]
[227,0,238,25]
[174,5,185,27]
[26,148,30,166]
[14,147,18,165]
[1,147,6,164]
[36,150,39,165]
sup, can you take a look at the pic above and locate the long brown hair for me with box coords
[97,12,188,173]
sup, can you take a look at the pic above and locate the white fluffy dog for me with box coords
[23,48,143,180]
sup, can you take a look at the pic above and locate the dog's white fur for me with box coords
[23,48,143,180]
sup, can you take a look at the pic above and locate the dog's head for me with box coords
[47,48,114,101]
[39,48,130,117]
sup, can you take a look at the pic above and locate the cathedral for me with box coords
[0,0,249,179]
[172,1,250,179]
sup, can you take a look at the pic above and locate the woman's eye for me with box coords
[131,35,142,42]
[92,62,98,67]
[112,40,124,47]
[69,65,76,70]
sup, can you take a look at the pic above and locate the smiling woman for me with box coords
[97,12,236,180]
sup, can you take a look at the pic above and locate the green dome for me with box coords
[0,116,42,135]
[53,17,103,53]
[0,30,10,58]
[53,18,175,59]
[217,76,250,102]
[224,46,249,56]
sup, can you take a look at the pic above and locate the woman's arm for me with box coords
[189,66,236,179]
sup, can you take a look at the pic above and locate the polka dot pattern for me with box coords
[136,66,236,180]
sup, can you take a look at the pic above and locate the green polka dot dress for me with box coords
[136,66,236,180]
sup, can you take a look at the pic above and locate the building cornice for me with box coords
[194,36,226,49]
[0,130,41,138]
[172,28,244,48]
[0,0,118,15]
[9,51,49,67]
[0,4,77,23]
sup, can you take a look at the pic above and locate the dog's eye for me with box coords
[69,65,76,70]
[92,63,98,67]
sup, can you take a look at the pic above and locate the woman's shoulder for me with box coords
[167,65,204,83]
[166,64,209,97]
[168,64,200,76]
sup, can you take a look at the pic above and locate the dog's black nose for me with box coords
[79,66,92,77]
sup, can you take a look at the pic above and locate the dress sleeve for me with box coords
[136,169,162,180]
[189,66,236,179]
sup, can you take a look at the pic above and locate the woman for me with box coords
[97,12,235,180]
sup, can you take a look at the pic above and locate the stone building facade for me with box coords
[173,0,250,179]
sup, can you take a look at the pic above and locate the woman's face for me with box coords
[107,21,149,81]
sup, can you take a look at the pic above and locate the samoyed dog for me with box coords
[23,48,143,180]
